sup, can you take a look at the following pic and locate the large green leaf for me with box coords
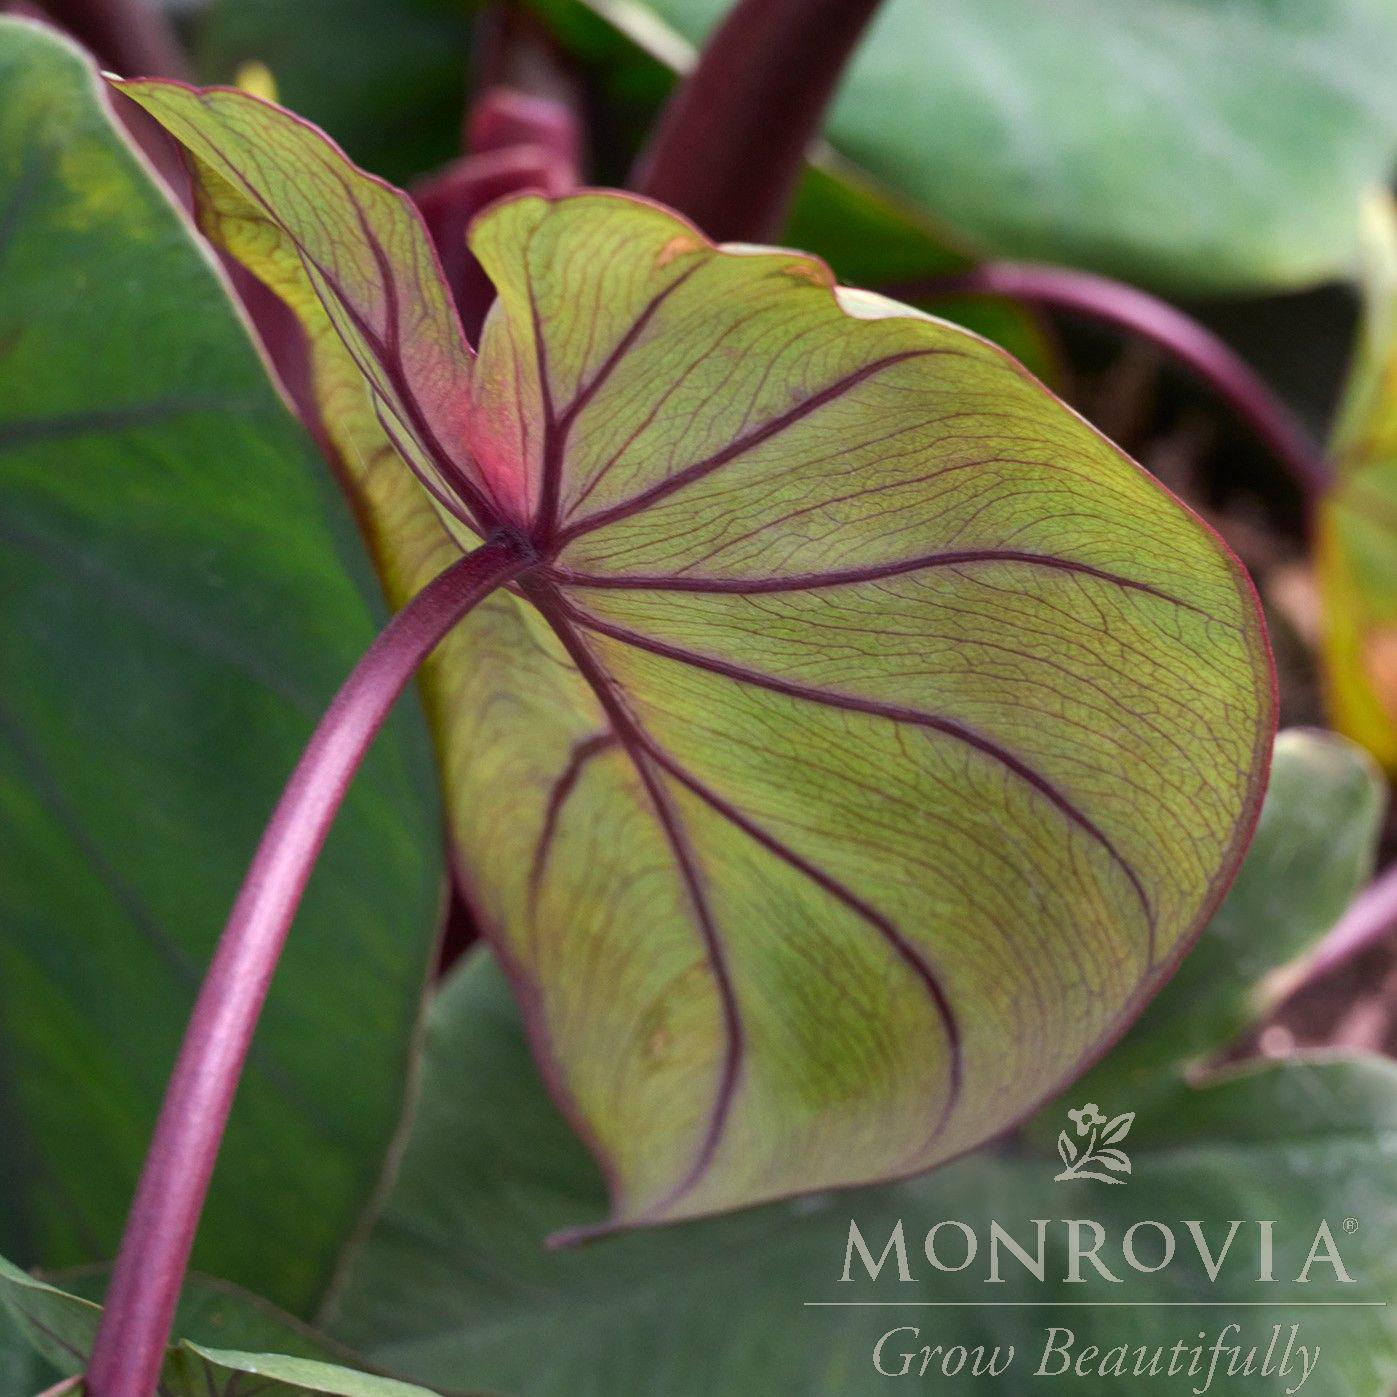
[0,1300,57,1396]
[0,1257,442,1396]
[121,78,1273,1228]
[326,955,1397,1395]
[0,19,442,1311]
[1319,195,1397,771]
[536,0,1397,292]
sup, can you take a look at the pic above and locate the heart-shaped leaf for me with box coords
[120,79,1274,1230]
[0,19,442,1310]
[1319,196,1397,771]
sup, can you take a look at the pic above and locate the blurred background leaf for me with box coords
[0,1302,57,1394]
[0,1256,445,1395]
[196,0,476,184]
[541,0,1397,292]
[1319,194,1397,770]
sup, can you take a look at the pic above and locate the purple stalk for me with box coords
[890,263,1331,503]
[85,534,531,1397]
[1271,861,1397,1002]
[413,93,579,345]
[632,0,884,242]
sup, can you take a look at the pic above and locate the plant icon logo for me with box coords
[1054,1102,1134,1184]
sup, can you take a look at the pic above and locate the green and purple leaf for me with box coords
[118,80,1276,1231]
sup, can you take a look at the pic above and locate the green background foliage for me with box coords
[198,0,474,185]
[540,0,1397,292]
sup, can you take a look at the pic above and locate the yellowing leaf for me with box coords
[119,82,1274,1231]
[1319,192,1397,770]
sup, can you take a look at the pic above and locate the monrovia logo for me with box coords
[838,1217,1356,1288]
[1054,1100,1133,1184]
[830,1216,1360,1391]
[821,1102,1370,1391]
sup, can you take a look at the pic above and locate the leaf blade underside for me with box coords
[469,194,1275,1225]
[117,82,1276,1231]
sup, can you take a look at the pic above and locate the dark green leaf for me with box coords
[51,1268,364,1362]
[0,1297,59,1396]
[0,18,442,1313]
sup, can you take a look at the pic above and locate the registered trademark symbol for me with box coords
[1343,1217,1359,1234]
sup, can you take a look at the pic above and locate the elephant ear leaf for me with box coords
[1319,193,1397,771]
[116,81,1275,1233]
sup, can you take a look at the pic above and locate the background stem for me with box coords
[38,0,188,78]
[85,534,530,1397]
[1269,862,1397,1004]
[890,263,1332,504]
[632,0,883,242]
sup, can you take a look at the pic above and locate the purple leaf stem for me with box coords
[84,533,532,1396]
[1273,860,1397,1003]
[632,0,884,242]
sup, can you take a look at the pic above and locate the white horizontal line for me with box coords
[803,1301,1387,1308]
